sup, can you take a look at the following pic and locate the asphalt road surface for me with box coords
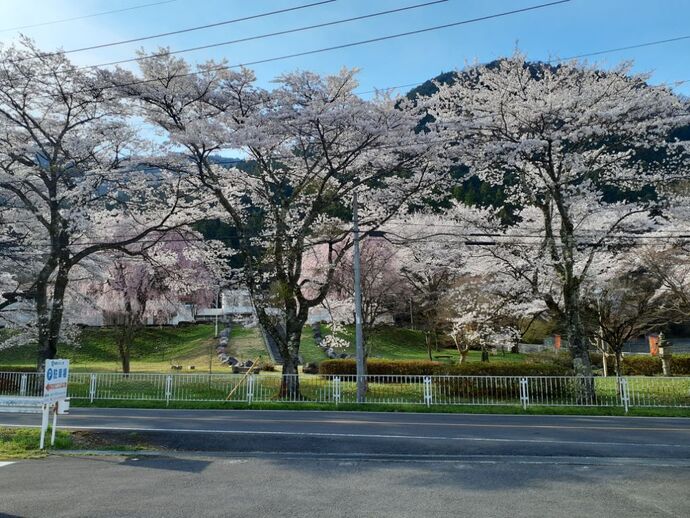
[2,409,690,517]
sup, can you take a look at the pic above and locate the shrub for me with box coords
[319,359,571,377]
[256,359,275,372]
[598,354,690,376]
[443,362,570,376]
[0,376,20,393]
[319,359,440,376]
[619,356,661,376]
[301,362,319,374]
[671,354,690,375]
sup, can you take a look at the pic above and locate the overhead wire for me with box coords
[70,0,449,72]
[7,0,337,62]
[554,34,690,62]
[0,1,689,251]
[0,0,178,33]
[18,0,571,96]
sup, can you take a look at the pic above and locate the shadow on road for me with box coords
[119,456,212,474]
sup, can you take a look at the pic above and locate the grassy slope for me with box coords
[0,324,524,373]
[301,325,526,364]
[0,325,218,372]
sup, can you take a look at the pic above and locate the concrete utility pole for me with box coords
[353,191,366,403]
[215,289,221,338]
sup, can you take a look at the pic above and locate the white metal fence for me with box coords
[1,372,689,410]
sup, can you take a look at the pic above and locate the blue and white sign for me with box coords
[43,359,69,403]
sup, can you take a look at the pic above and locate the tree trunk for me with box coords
[425,333,433,361]
[481,347,490,362]
[279,350,301,399]
[453,337,469,364]
[614,351,623,378]
[511,339,520,354]
[120,347,131,375]
[36,262,70,370]
[459,349,469,364]
[116,328,133,375]
[35,280,52,370]
[278,322,304,400]
[563,285,595,402]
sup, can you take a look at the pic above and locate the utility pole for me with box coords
[214,289,221,338]
[353,191,366,403]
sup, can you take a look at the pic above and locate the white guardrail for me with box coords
[0,364,71,449]
[2,372,689,411]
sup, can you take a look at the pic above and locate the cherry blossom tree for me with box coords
[320,238,405,351]
[428,53,690,383]
[0,39,192,367]
[76,231,227,373]
[108,52,438,396]
[384,214,467,360]
[583,265,663,377]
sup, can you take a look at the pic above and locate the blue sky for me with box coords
[0,0,688,96]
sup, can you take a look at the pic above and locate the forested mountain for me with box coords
[405,64,690,217]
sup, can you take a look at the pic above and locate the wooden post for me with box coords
[225,357,261,401]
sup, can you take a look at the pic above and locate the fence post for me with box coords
[89,374,97,403]
[19,374,27,396]
[423,376,432,407]
[333,376,341,405]
[165,375,173,406]
[619,377,630,414]
[247,374,255,405]
[519,377,530,410]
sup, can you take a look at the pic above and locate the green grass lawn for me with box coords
[0,427,73,460]
[0,427,153,459]
[70,399,690,417]
[303,325,526,364]
[0,323,528,374]
[0,324,218,372]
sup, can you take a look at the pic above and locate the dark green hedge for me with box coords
[319,355,690,377]
[617,354,690,376]
[319,359,570,377]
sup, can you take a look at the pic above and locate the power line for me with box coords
[11,0,336,62]
[356,82,427,96]
[73,0,449,72]
[555,35,690,62]
[55,0,571,95]
[0,0,178,33]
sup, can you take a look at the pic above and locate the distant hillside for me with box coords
[404,63,690,218]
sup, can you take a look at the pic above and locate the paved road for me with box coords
[2,452,690,517]
[2,408,690,459]
[2,410,690,517]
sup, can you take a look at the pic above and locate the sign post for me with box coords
[41,359,70,449]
